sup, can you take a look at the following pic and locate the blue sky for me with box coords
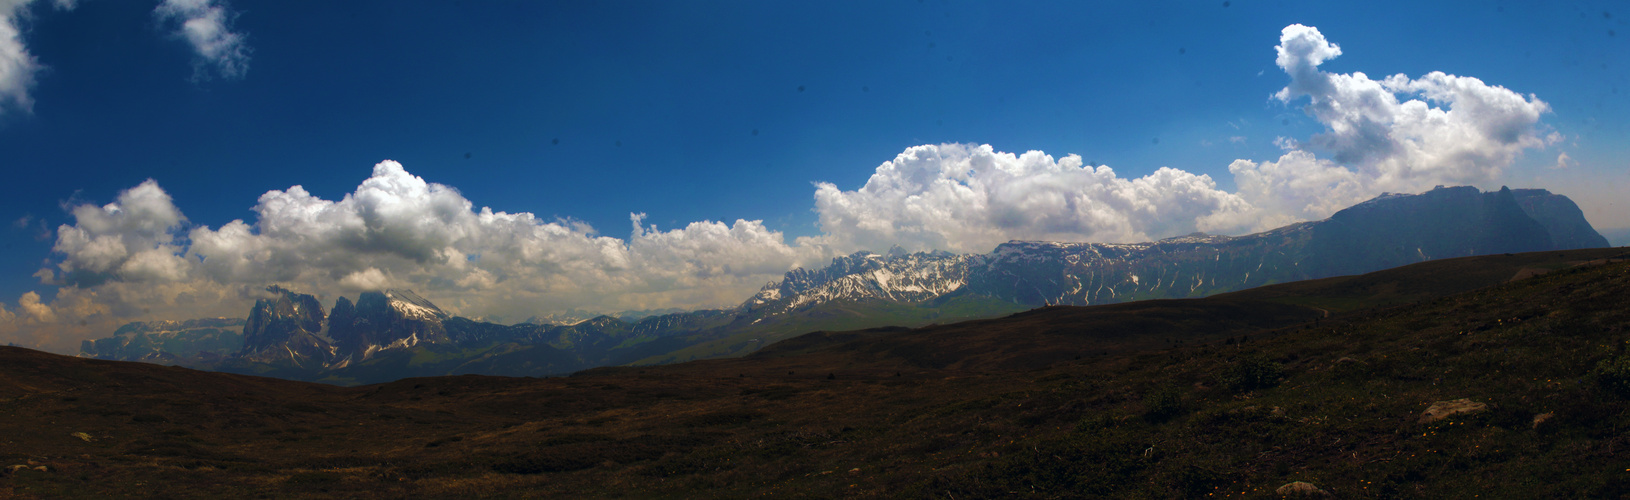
[0,0,1626,352]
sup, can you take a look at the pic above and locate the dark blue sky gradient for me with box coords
[1,0,1626,303]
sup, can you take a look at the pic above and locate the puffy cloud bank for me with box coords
[1227,24,1553,227]
[46,161,822,330]
[814,25,1552,249]
[3,24,1559,352]
[52,180,189,286]
[810,145,1254,252]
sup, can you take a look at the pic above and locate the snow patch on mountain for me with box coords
[385,289,448,320]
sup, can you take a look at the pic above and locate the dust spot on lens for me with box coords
[751,129,759,136]
[797,85,805,92]
[552,138,559,145]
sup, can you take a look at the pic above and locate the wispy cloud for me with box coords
[1553,152,1574,170]
[1,0,250,120]
[154,0,250,80]
[0,0,70,115]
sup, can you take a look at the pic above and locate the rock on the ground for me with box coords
[1532,411,1554,429]
[1275,481,1329,496]
[1420,398,1488,424]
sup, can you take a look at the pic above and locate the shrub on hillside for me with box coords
[1143,385,1185,422]
[1592,355,1630,397]
[1221,355,1283,393]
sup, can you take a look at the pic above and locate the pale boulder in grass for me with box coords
[1532,411,1554,430]
[1275,481,1329,496]
[1419,398,1488,424]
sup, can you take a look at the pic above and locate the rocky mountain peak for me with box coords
[383,289,449,320]
[238,286,334,366]
[329,289,451,360]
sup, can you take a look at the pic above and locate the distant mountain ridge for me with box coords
[79,186,1611,383]
[743,186,1605,313]
[638,186,1609,363]
[79,317,245,362]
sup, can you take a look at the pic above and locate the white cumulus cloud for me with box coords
[35,161,824,326]
[337,267,392,292]
[17,291,54,323]
[1240,24,1553,214]
[53,179,188,286]
[810,27,1554,252]
[808,144,1252,253]
[155,0,250,80]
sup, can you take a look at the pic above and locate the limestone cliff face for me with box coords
[328,289,450,361]
[1510,188,1611,250]
[237,286,334,367]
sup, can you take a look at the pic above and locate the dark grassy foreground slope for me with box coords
[1,248,1627,498]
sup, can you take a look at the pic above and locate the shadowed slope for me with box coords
[747,299,1319,372]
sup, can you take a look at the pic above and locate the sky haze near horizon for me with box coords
[0,0,1626,352]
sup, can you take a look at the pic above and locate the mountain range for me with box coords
[78,186,1610,383]
[14,242,1630,498]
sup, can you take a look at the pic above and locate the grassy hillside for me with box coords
[1219,246,1627,313]
[1,248,1627,498]
[634,295,1030,365]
